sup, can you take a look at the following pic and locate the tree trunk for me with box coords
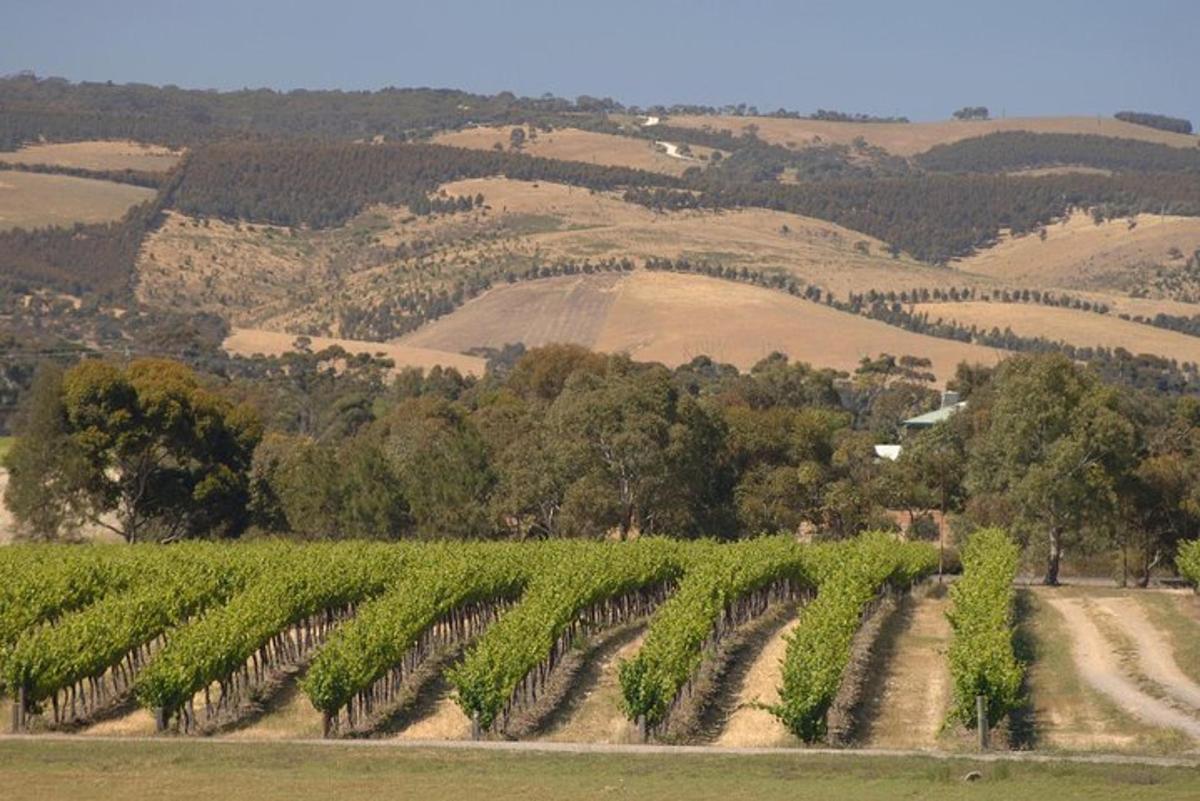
[1044,527,1063,586]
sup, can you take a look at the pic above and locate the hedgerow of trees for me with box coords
[915,131,1200,173]
[1115,111,1194,136]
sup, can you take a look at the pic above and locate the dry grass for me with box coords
[138,178,962,339]
[913,301,1200,363]
[0,140,183,172]
[664,115,1200,156]
[0,170,156,231]
[0,469,13,545]
[952,211,1200,295]
[138,176,1200,377]
[223,328,485,376]
[402,271,1004,382]
[433,126,714,176]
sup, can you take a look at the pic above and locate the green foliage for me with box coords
[768,533,936,741]
[449,539,685,730]
[618,537,812,726]
[11,358,263,543]
[133,542,407,714]
[1178,539,1200,586]
[0,545,142,692]
[4,543,257,703]
[945,528,1023,727]
[916,131,1200,174]
[302,543,529,714]
[966,353,1136,584]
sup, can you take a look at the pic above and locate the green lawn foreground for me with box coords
[0,740,1197,801]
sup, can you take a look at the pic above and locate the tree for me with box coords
[548,360,678,538]
[965,354,1135,584]
[897,419,968,576]
[379,397,494,538]
[509,127,527,150]
[1117,397,1200,586]
[10,358,262,543]
[952,106,989,121]
[2,364,84,539]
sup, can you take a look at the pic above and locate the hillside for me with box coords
[222,328,485,376]
[663,114,1200,156]
[914,301,1200,363]
[401,270,1004,381]
[0,170,156,231]
[432,126,713,176]
[952,210,1200,298]
[137,177,961,337]
[0,140,183,172]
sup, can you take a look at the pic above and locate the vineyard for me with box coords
[6,533,1200,756]
[1,535,948,743]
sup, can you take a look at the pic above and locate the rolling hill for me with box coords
[401,270,1004,381]
[662,114,1200,156]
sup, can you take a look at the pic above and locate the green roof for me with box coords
[903,402,965,428]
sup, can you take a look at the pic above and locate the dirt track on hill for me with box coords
[1046,597,1200,740]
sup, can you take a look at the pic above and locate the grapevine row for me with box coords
[945,528,1023,729]
[618,537,814,734]
[0,545,143,692]
[303,542,529,736]
[134,542,410,732]
[449,539,685,734]
[6,543,259,730]
[1178,539,1200,588]
[769,533,936,741]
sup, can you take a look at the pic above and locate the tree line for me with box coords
[173,140,682,228]
[626,170,1200,263]
[5,345,1199,587]
[915,131,1200,173]
[1115,111,1194,136]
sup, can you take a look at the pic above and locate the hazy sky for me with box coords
[4,0,1197,123]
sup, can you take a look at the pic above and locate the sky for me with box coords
[3,0,1197,123]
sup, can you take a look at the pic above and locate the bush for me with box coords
[1178,540,1200,587]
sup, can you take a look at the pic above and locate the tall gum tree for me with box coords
[965,354,1135,585]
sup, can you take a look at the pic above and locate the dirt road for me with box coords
[1046,597,1200,739]
[539,627,645,744]
[1093,597,1200,711]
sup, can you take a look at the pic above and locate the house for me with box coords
[901,391,966,432]
[873,391,965,461]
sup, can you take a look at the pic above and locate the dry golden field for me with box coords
[433,126,714,176]
[402,271,1004,381]
[915,301,1200,362]
[223,327,485,376]
[0,170,157,231]
[663,115,1200,156]
[952,211,1200,296]
[0,140,183,172]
